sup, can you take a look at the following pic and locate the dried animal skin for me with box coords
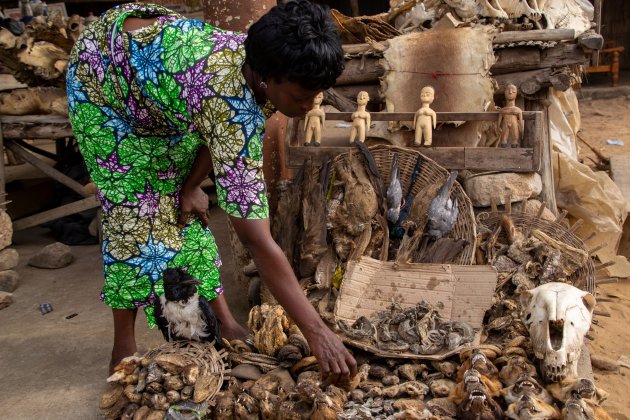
[349,389,365,402]
[395,363,426,381]
[252,305,291,356]
[278,399,312,420]
[234,392,260,420]
[120,403,139,420]
[506,394,560,419]
[392,398,427,413]
[277,344,302,367]
[299,159,329,278]
[145,410,166,420]
[214,391,235,419]
[432,360,459,379]
[248,374,280,401]
[100,384,124,409]
[430,378,456,397]
[311,390,344,420]
[145,363,164,384]
[180,385,193,401]
[132,405,151,420]
[193,373,221,403]
[337,316,375,342]
[114,355,143,375]
[146,381,163,394]
[154,354,188,375]
[163,374,184,391]
[101,396,129,419]
[124,384,142,404]
[151,393,169,411]
[382,374,400,386]
[166,389,181,404]
[426,397,457,417]
[259,391,282,420]
[181,364,199,386]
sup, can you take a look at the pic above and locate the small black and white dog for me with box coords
[154,268,222,346]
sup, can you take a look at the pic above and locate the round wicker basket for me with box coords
[477,211,596,294]
[144,340,227,401]
[330,144,477,265]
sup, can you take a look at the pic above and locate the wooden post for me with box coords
[529,91,557,216]
[203,0,275,31]
[0,123,5,210]
[592,0,602,67]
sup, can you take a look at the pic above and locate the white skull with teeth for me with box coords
[520,282,596,382]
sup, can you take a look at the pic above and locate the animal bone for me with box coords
[520,282,596,382]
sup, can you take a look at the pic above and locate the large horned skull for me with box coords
[520,282,595,382]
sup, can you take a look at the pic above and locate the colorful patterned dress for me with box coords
[67,3,271,326]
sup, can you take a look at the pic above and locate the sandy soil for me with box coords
[0,93,629,419]
[579,95,630,419]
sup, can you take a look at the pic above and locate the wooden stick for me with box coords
[505,190,512,215]
[588,243,608,255]
[12,195,99,231]
[576,132,609,164]
[4,140,89,198]
[593,309,611,317]
[582,231,597,244]
[490,197,498,213]
[536,201,547,218]
[596,277,619,285]
[493,29,576,44]
[555,209,568,223]
[569,219,584,233]
[595,261,616,270]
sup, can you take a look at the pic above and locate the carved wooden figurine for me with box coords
[304,91,325,147]
[413,85,437,147]
[498,83,524,148]
[350,91,371,143]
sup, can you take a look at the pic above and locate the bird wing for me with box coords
[198,296,223,348]
[153,298,171,342]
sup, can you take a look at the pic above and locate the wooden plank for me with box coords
[493,29,576,44]
[491,44,588,74]
[0,115,69,124]
[316,112,538,122]
[610,155,630,213]
[287,145,535,171]
[12,195,100,231]
[2,123,73,140]
[4,140,89,198]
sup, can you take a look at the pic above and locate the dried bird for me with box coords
[391,154,423,239]
[426,170,459,241]
[154,268,222,346]
[386,153,403,224]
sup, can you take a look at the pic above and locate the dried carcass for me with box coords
[505,394,560,419]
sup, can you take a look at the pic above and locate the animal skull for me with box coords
[520,282,595,382]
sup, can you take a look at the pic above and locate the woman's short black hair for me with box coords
[245,0,344,91]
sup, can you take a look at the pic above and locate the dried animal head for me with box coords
[520,283,595,382]
[506,394,560,420]
[503,374,552,405]
[456,382,504,420]
[547,378,608,405]
[562,396,613,420]
[498,355,538,386]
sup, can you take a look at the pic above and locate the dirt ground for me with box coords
[1,83,630,419]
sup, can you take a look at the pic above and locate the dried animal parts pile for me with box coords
[337,302,475,355]
[100,341,227,420]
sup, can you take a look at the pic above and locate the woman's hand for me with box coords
[178,184,210,228]
[304,324,357,386]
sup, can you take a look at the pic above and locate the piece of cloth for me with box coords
[67,3,272,326]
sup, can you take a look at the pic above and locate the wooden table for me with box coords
[0,114,100,231]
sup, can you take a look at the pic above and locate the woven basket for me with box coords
[477,212,596,294]
[144,340,228,401]
[330,144,477,265]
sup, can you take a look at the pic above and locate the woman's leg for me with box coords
[110,308,138,374]
[209,295,248,341]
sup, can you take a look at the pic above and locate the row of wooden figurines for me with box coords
[304,84,524,148]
